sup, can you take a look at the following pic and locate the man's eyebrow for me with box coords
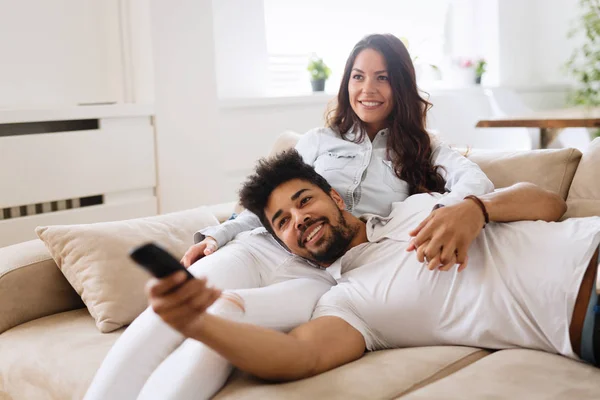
[351,68,388,74]
[271,209,282,226]
[291,188,309,201]
[270,188,310,226]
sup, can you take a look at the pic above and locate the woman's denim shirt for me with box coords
[196,127,494,246]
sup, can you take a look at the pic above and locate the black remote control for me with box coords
[129,243,195,281]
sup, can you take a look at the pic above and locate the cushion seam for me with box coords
[392,349,490,398]
[0,256,55,279]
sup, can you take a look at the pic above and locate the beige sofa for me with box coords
[1,133,600,400]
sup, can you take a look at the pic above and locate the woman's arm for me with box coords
[409,182,567,271]
[146,272,365,381]
[194,210,262,247]
[431,143,495,206]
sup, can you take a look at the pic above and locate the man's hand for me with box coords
[180,236,219,267]
[146,271,221,337]
[406,200,484,272]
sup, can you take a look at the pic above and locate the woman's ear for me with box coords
[329,189,346,210]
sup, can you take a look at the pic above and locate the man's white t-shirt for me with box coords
[312,193,600,359]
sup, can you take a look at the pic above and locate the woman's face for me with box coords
[348,48,394,136]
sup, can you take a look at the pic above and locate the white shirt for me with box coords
[313,193,600,359]
[197,127,494,246]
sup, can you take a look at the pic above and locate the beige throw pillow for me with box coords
[35,207,218,333]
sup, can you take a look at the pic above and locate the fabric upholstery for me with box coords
[0,239,84,335]
[35,207,218,333]
[466,147,582,199]
[213,347,488,400]
[0,309,122,400]
[564,138,600,218]
[401,349,600,399]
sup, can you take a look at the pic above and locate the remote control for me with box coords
[129,243,195,281]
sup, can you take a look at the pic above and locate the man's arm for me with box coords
[479,182,567,222]
[197,314,365,381]
[146,272,365,381]
[408,182,567,271]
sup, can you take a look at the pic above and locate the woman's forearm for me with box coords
[481,182,567,223]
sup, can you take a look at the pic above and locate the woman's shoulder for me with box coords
[304,126,340,138]
[426,129,443,150]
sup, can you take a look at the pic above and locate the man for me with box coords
[146,150,600,382]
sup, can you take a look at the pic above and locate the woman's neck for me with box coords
[365,123,387,141]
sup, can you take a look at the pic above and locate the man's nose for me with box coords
[293,210,311,230]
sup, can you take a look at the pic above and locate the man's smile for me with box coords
[299,219,327,247]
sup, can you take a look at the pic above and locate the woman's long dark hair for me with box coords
[327,33,446,195]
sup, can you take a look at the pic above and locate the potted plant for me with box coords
[475,59,487,84]
[307,55,331,92]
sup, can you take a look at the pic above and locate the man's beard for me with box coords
[301,210,358,264]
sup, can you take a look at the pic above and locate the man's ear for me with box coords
[329,188,346,210]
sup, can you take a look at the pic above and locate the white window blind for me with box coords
[263,0,450,95]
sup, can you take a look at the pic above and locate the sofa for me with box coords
[1,132,600,400]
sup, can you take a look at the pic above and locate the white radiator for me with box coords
[0,105,158,248]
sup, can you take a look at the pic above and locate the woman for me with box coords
[85,34,494,400]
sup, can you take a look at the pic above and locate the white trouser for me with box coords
[84,229,335,400]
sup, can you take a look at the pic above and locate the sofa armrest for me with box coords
[0,239,84,334]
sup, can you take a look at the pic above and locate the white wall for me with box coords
[0,0,124,107]
[150,0,221,212]
[496,0,581,86]
[212,0,268,98]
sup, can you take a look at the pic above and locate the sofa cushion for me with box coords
[466,147,582,199]
[0,309,122,400]
[401,349,600,400]
[35,207,218,333]
[564,138,600,218]
[213,347,489,399]
[0,239,84,335]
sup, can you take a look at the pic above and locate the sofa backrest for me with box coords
[564,137,600,218]
[269,131,584,200]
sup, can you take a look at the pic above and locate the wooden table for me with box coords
[476,107,600,148]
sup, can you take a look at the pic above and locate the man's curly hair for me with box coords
[239,149,332,236]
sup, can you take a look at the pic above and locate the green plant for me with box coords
[565,0,600,138]
[565,0,600,107]
[307,56,331,81]
[475,59,487,78]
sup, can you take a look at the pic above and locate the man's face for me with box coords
[265,179,358,266]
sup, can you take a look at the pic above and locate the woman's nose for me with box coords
[362,77,376,94]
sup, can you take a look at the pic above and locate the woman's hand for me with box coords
[180,236,219,268]
[406,200,484,272]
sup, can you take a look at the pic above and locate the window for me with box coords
[263,0,450,95]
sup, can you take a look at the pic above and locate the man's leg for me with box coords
[84,238,269,400]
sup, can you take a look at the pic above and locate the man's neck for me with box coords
[348,219,368,249]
